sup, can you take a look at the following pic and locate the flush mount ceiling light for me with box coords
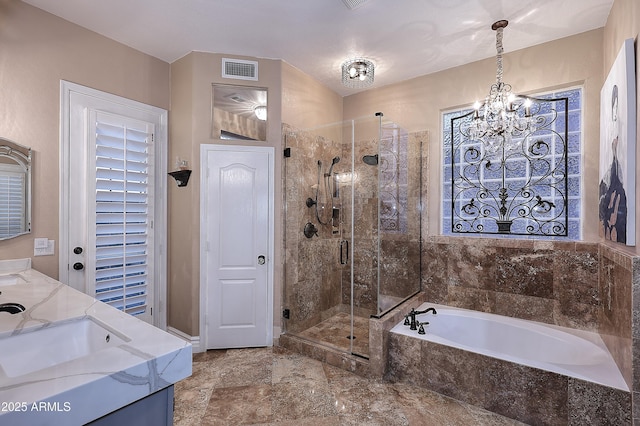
[254,105,267,121]
[341,58,375,89]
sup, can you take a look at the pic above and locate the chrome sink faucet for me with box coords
[403,307,437,330]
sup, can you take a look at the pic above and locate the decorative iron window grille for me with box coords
[442,87,582,238]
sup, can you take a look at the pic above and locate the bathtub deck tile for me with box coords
[386,333,423,385]
[567,378,631,425]
[419,340,487,407]
[484,358,568,425]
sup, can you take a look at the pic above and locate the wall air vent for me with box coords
[222,58,258,81]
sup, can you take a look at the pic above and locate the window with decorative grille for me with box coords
[442,86,582,239]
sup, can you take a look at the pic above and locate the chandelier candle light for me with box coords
[469,20,537,152]
[450,20,570,236]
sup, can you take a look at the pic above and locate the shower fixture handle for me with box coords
[340,240,349,265]
[303,222,318,238]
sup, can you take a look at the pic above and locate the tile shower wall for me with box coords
[341,129,425,315]
[283,123,345,333]
[283,123,426,333]
[377,131,425,311]
[344,131,377,315]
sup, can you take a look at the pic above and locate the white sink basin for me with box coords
[0,274,25,287]
[0,317,130,378]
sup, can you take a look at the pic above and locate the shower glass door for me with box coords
[282,118,359,355]
[282,114,421,359]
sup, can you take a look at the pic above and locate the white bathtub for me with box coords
[390,303,628,391]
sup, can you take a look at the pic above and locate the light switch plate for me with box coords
[34,239,55,256]
[34,238,48,249]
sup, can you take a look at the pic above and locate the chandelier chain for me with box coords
[495,26,504,85]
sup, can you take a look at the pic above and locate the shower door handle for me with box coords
[339,240,349,265]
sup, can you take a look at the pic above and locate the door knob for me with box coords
[258,255,265,265]
[73,262,84,271]
[73,246,83,254]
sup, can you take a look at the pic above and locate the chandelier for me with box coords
[449,20,571,237]
[467,20,536,152]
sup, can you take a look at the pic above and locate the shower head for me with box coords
[326,156,341,176]
[363,154,378,166]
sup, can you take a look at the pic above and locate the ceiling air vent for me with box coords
[222,58,258,81]
[342,0,371,10]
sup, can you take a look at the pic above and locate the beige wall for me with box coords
[167,54,196,335]
[5,0,637,341]
[168,52,283,337]
[168,56,342,338]
[0,0,170,278]
[281,62,343,130]
[343,29,604,242]
[603,0,640,255]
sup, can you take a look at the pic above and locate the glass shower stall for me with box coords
[283,114,423,359]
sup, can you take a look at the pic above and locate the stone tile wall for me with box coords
[386,332,632,424]
[422,237,634,388]
[414,237,637,422]
[422,237,601,331]
[282,124,346,333]
[282,123,424,333]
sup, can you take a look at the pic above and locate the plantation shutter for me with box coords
[0,165,26,238]
[93,111,154,317]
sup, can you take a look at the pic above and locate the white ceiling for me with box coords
[23,0,613,96]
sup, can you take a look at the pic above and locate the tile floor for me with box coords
[295,313,370,356]
[173,346,526,426]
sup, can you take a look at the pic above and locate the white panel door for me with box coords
[201,145,273,349]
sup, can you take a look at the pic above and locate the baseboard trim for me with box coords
[167,326,202,353]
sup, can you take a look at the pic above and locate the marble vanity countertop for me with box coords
[0,260,192,426]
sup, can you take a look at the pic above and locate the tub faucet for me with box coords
[403,307,437,331]
[417,321,429,335]
[423,307,437,315]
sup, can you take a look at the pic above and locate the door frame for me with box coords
[59,80,168,329]
[199,144,275,349]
